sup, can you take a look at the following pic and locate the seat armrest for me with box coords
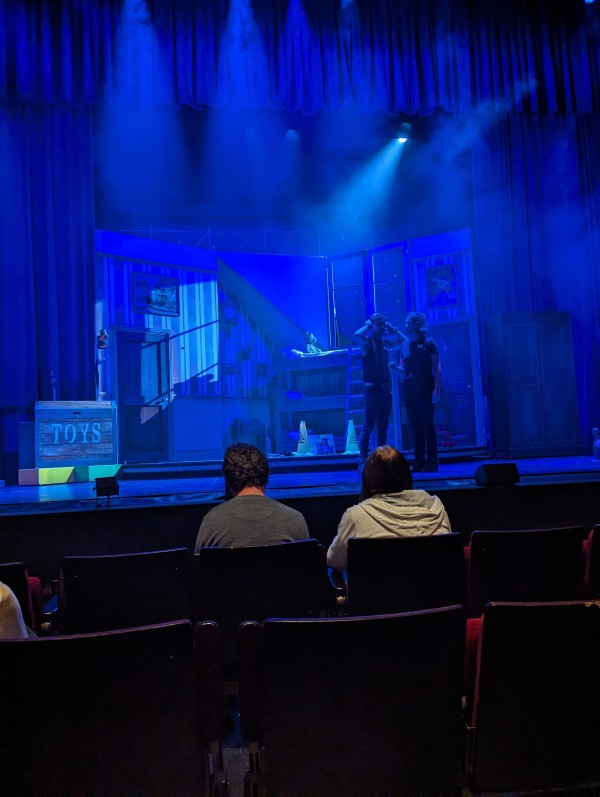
[39,609,59,636]
[316,544,345,614]
[327,567,347,611]
[464,615,483,719]
[26,575,43,634]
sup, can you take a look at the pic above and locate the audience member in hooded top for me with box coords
[0,581,29,639]
[327,445,451,572]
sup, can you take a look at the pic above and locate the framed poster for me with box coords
[425,265,458,308]
[132,273,180,317]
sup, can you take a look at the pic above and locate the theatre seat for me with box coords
[57,547,192,633]
[192,539,325,671]
[343,533,467,614]
[0,620,223,797]
[467,601,600,793]
[584,524,600,598]
[467,526,586,617]
[238,606,466,797]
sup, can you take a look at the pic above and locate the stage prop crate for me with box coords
[35,401,118,467]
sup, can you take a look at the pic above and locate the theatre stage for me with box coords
[0,452,599,586]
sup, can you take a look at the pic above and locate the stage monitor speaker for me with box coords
[474,463,520,487]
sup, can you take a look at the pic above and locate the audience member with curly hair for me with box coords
[195,443,309,550]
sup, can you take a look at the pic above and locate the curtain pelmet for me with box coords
[0,0,598,114]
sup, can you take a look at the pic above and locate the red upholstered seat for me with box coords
[463,614,483,716]
[468,601,600,793]
[583,524,600,598]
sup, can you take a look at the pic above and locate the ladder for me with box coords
[346,346,364,437]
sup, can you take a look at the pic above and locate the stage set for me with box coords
[1,0,600,588]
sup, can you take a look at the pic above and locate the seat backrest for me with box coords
[584,524,600,598]
[467,526,585,617]
[192,538,322,622]
[346,533,466,614]
[58,548,192,633]
[0,620,218,796]
[0,561,34,628]
[192,539,323,667]
[470,601,600,793]
[239,605,466,797]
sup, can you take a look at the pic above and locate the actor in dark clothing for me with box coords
[399,312,441,472]
[354,313,406,467]
[195,443,309,549]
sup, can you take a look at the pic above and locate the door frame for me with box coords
[112,325,172,463]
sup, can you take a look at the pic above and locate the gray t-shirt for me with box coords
[194,494,309,551]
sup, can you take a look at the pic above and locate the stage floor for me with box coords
[1,453,599,516]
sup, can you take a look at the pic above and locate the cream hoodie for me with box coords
[327,490,451,571]
[0,582,28,639]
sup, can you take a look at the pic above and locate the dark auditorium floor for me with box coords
[1,453,599,514]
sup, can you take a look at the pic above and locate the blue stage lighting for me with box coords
[394,122,412,143]
[584,0,595,5]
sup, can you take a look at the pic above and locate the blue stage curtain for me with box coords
[0,0,120,105]
[0,0,599,113]
[1,0,600,478]
[471,112,600,436]
[0,102,96,478]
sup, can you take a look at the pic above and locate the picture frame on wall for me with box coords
[131,272,180,317]
[425,264,458,308]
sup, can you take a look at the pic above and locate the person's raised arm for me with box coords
[386,321,408,346]
[354,319,372,356]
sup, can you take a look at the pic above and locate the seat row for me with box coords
[2,540,328,638]
[2,601,600,796]
[330,524,599,616]
[3,523,600,638]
